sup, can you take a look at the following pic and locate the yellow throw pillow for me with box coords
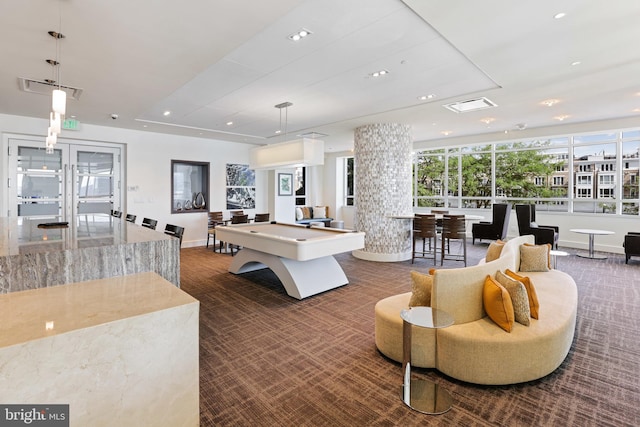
[495,270,531,326]
[519,243,551,272]
[408,270,433,307]
[483,275,515,332]
[485,240,506,262]
[505,269,539,319]
[300,207,311,219]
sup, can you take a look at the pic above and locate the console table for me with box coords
[400,306,454,414]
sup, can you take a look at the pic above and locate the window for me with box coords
[411,129,640,215]
[295,166,306,206]
[599,174,614,185]
[345,157,355,206]
[577,175,592,185]
[414,150,446,207]
[599,188,614,198]
[577,188,591,198]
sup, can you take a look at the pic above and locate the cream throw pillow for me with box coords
[485,240,505,262]
[505,269,540,319]
[313,206,326,219]
[495,270,531,326]
[295,207,303,221]
[519,243,551,272]
[408,271,432,307]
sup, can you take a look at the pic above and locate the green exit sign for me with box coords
[62,118,80,130]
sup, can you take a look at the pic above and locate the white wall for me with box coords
[0,113,267,247]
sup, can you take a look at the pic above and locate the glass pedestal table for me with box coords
[400,306,454,414]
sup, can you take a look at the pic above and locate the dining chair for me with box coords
[228,214,249,255]
[141,218,158,230]
[206,211,224,252]
[253,213,270,223]
[412,214,437,265]
[164,224,184,246]
[125,214,137,223]
[111,210,122,218]
[441,214,467,266]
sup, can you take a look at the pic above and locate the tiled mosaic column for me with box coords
[353,123,413,262]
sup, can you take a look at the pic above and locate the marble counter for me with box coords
[0,272,199,426]
[0,215,179,292]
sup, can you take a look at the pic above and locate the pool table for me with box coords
[215,222,365,299]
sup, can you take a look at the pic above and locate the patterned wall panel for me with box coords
[354,123,412,260]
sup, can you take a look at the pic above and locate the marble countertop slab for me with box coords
[0,272,197,348]
[0,215,172,256]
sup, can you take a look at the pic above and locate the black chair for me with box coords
[164,224,184,246]
[441,214,467,266]
[412,214,437,265]
[253,213,270,223]
[472,203,511,244]
[515,204,559,248]
[125,214,137,223]
[624,232,640,264]
[141,218,158,230]
[206,211,224,252]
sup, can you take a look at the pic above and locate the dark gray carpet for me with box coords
[180,241,640,426]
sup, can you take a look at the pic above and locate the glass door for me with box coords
[8,138,122,220]
[72,147,120,217]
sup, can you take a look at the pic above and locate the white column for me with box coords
[353,123,413,262]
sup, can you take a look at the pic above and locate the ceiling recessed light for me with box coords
[441,131,452,136]
[571,61,581,66]
[275,130,282,134]
[163,110,171,116]
[554,12,566,19]
[541,99,560,107]
[418,94,436,101]
[480,117,495,124]
[554,115,570,121]
[288,28,312,41]
[370,70,389,78]
[226,121,233,126]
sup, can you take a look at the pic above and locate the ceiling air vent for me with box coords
[299,131,328,138]
[443,97,496,113]
[17,77,83,100]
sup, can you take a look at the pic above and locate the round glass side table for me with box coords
[400,306,454,415]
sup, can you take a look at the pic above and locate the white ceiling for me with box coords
[1,0,639,152]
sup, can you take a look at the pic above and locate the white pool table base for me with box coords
[228,248,349,299]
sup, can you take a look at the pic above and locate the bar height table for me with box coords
[400,306,454,415]
[570,229,614,260]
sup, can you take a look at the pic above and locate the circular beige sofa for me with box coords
[374,235,578,385]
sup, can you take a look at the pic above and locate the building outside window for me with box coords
[411,130,640,216]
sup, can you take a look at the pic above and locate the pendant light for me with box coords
[249,102,324,170]
[45,0,66,153]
